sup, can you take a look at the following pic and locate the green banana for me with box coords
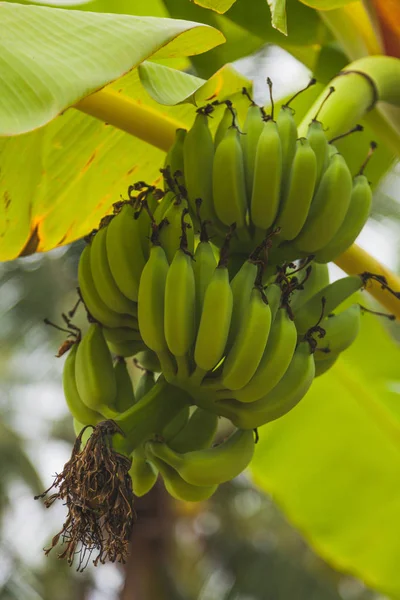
[147,453,218,502]
[294,274,365,334]
[163,128,186,189]
[102,326,142,345]
[90,226,137,315]
[137,189,159,260]
[306,119,329,186]
[314,353,339,377]
[222,287,272,391]
[114,357,136,413]
[241,103,264,200]
[134,369,155,401]
[164,247,196,376]
[216,342,315,429]
[292,152,353,254]
[264,282,283,320]
[106,203,147,303]
[168,407,218,453]
[162,405,191,442]
[135,350,161,373]
[289,263,329,312]
[192,240,218,331]
[227,259,258,348]
[129,446,158,497]
[107,339,145,358]
[146,428,255,486]
[251,119,282,232]
[276,138,317,241]
[225,307,297,403]
[63,344,102,425]
[214,105,236,148]
[74,324,117,414]
[158,199,194,264]
[315,174,372,264]
[193,263,233,377]
[315,304,361,357]
[212,126,248,233]
[78,244,137,329]
[276,105,298,192]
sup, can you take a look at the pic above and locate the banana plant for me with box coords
[1,0,400,597]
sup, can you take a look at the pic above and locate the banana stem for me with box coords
[75,88,184,152]
[114,377,192,454]
[334,244,400,319]
[298,56,400,141]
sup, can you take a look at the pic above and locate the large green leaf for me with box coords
[0,65,250,261]
[0,2,224,135]
[266,0,287,34]
[251,306,400,598]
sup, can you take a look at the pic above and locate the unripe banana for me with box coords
[214,105,236,148]
[107,339,145,358]
[227,260,258,348]
[147,453,218,502]
[106,204,147,302]
[90,226,138,315]
[135,369,155,401]
[135,350,161,373]
[184,111,223,237]
[63,344,102,425]
[129,446,158,497]
[294,275,365,334]
[114,357,136,413]
[276,105,298,191]
[168,407,218,453]
[241,104,264,200]
[78,244,137,329]
[217,342,315,429]
[137,189,159,260]
[264,283,282,320]
[306,119,329,186]
[289,263,329,312]
[75,324,117,414]
[314,174,372,264]
[164,248,196,368]
[315,304,361,357]
[194,264,233,374]
[251,119,283,233]
[158,200,194,263]
[163,128,186,189]
[292,152,353,254]
[193,241,218,331]
[138,244,169,355]
[227,307,297,403]
[314,353,339,377]
[146,428,255,486]
[162,405,191,442]
[276,138,317,241]
[213,126,248,232]
[102,326,142,345]
[222,287,272,391]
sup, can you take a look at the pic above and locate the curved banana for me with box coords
[107,339,145,358]
[251,119,282,232]
[214,105,236,148]
[276,105,298,193]
[163,128,186,189]
[114,357,136,413]
[135,349,161,373]
[217,342,315,429]
[129,446,158,497]
[102,326,142,345]
[162,405,191,442]
[314,353,339,377]
[106,203,147,303]
[227,259,258,348]
[294,274,365,334]
[74,324,117,414]
[222,287,272,391]
[90,226,137,315]
[276,138,317,241]
[168,407,218,453]
[146,428,255,486]
[213,126,248,233]
[315,304,361,357]
[193,264,233,376]
[138,244,170,355]
[315,174,372,264]
[63,344,102,425]
[227,307,297,403]
[134,369,155,401]
[193,240,218,331]
[164,247,196,375]
[158,200,194,263]
[292,152,353,254]
[289,263,329,312]
[78,244,137,329]
[147,453,218,502]
[241,104,264,200]
[137,189,159,260]
[264,282,283,320]
[306,119,329,186]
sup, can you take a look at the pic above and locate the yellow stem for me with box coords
[75,88,183,152]
[334,245,400,319]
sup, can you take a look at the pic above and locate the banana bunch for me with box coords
[165,95,373,266]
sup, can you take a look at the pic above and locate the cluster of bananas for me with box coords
[58,89,395,504]
[176,93,372,265]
